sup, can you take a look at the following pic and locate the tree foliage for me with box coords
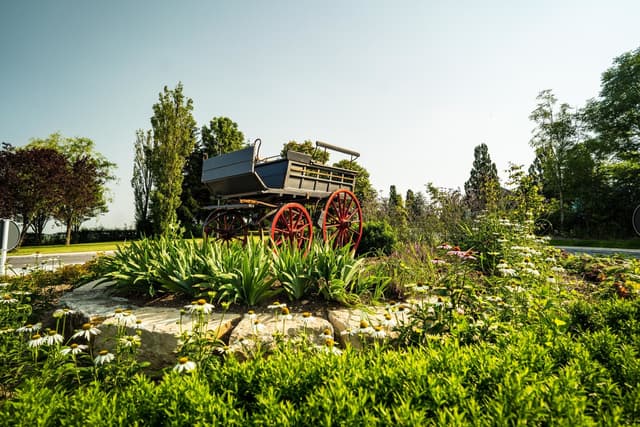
[25,133,115,244]
[55,156,110,245]
[528,90,578,231]
[464,143,499,213]
[149,83,197,236]
[280,140,329,164]
[332,159,376,204]
[584,47,640,159]
[201,117,245,157]
[177,117,247,234]
[131,129,154,235]
[0,144,68,246]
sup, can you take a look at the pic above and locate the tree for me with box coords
[332,159,376,204]
[28,132,115,176]
[528,90,578,231]
[386,185,408,231]
[405,189,426,222]
[0,144,67,246]
[149,83,197,236]
[280,140,329,164]
[583,46,640,159]
[131,129,154,235]
[201,117,245,157]
[27,133,116,243]
[176,117,246,234]
[581,47,640,237]
[54,156,110,245]
[464,143,499,213]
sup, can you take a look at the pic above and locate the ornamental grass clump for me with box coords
[270,243,314,301]
[217,239,279,306]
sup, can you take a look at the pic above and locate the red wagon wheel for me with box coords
[270,203,313,252]
[322,189,363,250]
[203,210,247,244]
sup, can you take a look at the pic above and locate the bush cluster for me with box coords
[98,237,387,306]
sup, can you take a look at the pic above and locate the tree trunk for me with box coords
[65,219,73,246]
[559,190,564,233]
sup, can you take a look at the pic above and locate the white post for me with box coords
[1,219,9,277]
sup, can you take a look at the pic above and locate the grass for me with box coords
[9,241,129,255]
[551,237,640,249]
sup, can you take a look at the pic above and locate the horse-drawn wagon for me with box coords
[201,140,363,251]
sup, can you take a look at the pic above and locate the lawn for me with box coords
[550,237,640,249]
[10,241,129,255]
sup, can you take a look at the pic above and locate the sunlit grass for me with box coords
[10,241,130,255]
[551,237,640,249]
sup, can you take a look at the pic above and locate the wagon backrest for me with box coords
[201,145,267,196]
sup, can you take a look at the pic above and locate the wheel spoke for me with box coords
[322,190,363,250]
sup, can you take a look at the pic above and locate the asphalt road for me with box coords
[5,251,112,275]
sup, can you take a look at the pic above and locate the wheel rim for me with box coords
[203,211,247,244]
[270,203,313,251]
[322,189,363,250]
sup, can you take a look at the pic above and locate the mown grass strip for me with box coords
[10,241,130,255]
[551,238,640,249]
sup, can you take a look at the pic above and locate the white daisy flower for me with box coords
[252,320,266,334]
[71,323,101,341]
[118,335,141,347]
[551,266,565,273]
[28,333,44,348]
[267,302,286,310]
[372,326,386,339]
[16,323,42,334]
[300,312,315,324]
[114,309,137,326]
[381,313,396,329]
[280,306,293,320]
[414,284,429,293]
[44,330,64,346]
[546,277,556,284]
[318,328,333,341]
[214,345,230,355]
[1,294,18,304]
[184,299,214,314]
[499,268,517,277]
[321,339,342,355]
[358,320,374,336]
[61,343,88,356]
[94,350,115,365]
[173,356,197,373]
[246,310,257,320]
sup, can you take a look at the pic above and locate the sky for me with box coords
[1,1,639,230]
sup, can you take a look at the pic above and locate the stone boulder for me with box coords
[228,308,334,359]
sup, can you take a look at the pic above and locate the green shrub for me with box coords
[356,221,397,256]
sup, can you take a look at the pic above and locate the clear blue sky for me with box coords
[1,1,639,229]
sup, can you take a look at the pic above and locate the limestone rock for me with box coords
[329,305,412,348]
[228,310,333,359]
[59,279,240,369]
